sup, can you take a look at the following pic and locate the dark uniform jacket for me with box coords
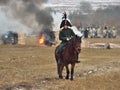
[59,28,75,43]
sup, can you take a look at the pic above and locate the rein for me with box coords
[66,36,76,51]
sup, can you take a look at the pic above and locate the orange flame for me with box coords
[39,34,45,45]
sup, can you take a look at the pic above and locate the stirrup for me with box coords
[76,60,80,63]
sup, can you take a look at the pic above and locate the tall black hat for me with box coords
[60,12,72,28]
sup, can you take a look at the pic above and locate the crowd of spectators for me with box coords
[77,25,117,38]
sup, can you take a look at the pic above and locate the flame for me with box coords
[39,34,45,45]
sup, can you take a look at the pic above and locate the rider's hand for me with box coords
[66,38,70,41]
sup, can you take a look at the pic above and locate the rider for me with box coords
[56,12,80,63]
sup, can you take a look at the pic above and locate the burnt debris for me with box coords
[2,31,18,45]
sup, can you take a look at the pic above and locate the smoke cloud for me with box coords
[0,0,53,34]
[0,0,9,5]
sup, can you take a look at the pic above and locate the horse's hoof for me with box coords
[59,76,63,79]
[65,76,69,80]
[70,78,73,81]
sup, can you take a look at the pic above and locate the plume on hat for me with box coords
[60,12,72,28]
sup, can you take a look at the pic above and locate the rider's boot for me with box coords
[76,59,80,63]
[76,53,80,63]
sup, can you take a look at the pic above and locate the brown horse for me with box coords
[55,35,82,80]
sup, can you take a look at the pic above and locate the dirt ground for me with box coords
[0,38,120,90]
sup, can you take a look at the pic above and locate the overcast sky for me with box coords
[48,0,120,3]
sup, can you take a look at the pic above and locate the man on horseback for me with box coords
[56,12,80,63]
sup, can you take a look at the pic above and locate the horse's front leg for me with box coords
[65,65,69,80]
[70,63,75,80]
[59,63,64,79]
[57,63,60,76]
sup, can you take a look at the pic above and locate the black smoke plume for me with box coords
[0,0,53,32]
[0,0,9,5]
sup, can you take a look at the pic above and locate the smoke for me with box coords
[0,0,9,5]
[0,0,53,34]
[36,9,53,27]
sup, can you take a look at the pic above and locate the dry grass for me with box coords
[85,38,120,44]
[0,38,120,90]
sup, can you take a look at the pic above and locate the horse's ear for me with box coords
[79,35,83,40]
[80,36,82,39]
[75,35,82,39]
[75,35,78,37]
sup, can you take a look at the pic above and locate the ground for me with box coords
[0,38,120,90]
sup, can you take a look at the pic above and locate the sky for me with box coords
[48,0,120,3]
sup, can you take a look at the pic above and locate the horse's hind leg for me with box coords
[70,63,75,80]
[65,65,69,80]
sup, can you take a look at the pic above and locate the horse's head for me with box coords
[69,35,82,53]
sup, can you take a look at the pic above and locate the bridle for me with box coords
[68,35,82,53]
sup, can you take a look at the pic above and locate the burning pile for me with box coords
[38,28,55,46]
[39,34,45,45]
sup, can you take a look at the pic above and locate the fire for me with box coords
[39,34,45,45]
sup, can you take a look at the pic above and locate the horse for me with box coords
[55,35,82,80]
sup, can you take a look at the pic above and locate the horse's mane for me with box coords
[64,36,76,53]
[65,35,82,51]
[67,35,81,45]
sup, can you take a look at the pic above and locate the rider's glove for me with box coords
[67,37,71,41]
